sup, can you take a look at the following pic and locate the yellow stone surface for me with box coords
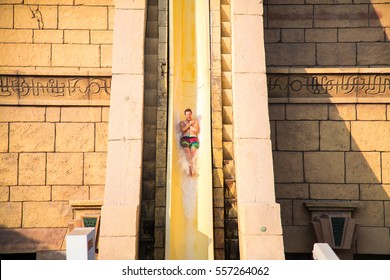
[0,202,22,228]
[52,186,89,201]
[275,184,309,199]
[357,104,386,120]
[286,104,327,120]
[34,30,63,44]
[354,201,384,226]
[96,123,108,151]
[22,202,72,227]
[0,29,32,43]
[346,152,381,183]
[61,107,101,122]
[10,186,51,201]
[64,30,90,44]
[0,5,13,28]
[52,45,100,67]
[9,123,54,152]
[304,152,344,183]
[14,5,58,29]
[310,184,359,200]
[273,152,304,183]
[59,6,107,30]
[320,121,350,151]
[102,107,110,122]
[46,107,60,122]
[18,153,46,185]
[0,187,9,201]
[84,153,107,185]
[351,122,390,151]
[382,153,390,183]
[360,184,390,200]
[0,124,8,152]
[91,30,113,44]
[0,43,51,67]
[90,185,105,200]
[0,153,18,185]
[55,123,94,152]
[0,106,45,122]
[329,104,356,120]
[277,121,319,151]
[47,153,83,185]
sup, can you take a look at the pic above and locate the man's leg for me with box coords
[189,146,198,176]
[183,147,192,175]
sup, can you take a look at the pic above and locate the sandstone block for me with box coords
[351,122,390,151]
[268,104,285,120]
[52,45,100,67]
[339,28,384,42]
[282,225,317,253]
[286,104,328,120]
[268,5,313,28]
[84,153,107,185]
[386,201,390,227]
[320,121,351,151]
[357,227,390,254]
[278,199,292,225]
[358,43,390,65]
[18,153,46,185]
[213,168,224,188]
[223,141,234,160]
[0,202,21,228]
[370,4,390,27]
[47,153,83,185]
[75,0,113,5]
[9,123,54,152]
[0,153,18,185]
[304,152,344,183]
[305,28,337,42]
[329,104,356,120]
[0,106,45,122]
[382,153,390,183]
[292,200,311,226]
[91,30,113,44]
[61,107,101,122]
[52,186,89,201]
[101,44,113,67]
[0,123,8,152]
[90,185,105,200]
[64,30,90,44]
[0,5,13,28]
[264,29,281,44]
[96,123,108,151]
[14,5,57,29]
[317,43,356,66]
[0,29,32,43]
[282,29,304,43]
[314,5,368,28]
[34,30,63,44]
[354,201,384,226]
[360,184,390,200]
[346,152,381,183]
[357,104,386,120]
[56,123,94,152]
[102,107,110,122]
[273,152,304,183]
[46,107,60,122]
[0,187,9,201]
[59,6,107,29]
[310,184,359,200]
[277,121,319,151]
[275,184,309,199]
[10,186,51,201]
[265,43,316,66]
[23,202,72,227]
[221,37,231,54]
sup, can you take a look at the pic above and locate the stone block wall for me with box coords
[0,1,114,71]
[270,102,390,255]
[0,106,108,253]
[264,1,390,67]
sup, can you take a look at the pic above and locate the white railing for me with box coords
[312,243,340,260]
[66,227,95,260]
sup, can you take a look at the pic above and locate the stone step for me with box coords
[146,21,158,38]
[144,54,158,73]
[145,38,158,54]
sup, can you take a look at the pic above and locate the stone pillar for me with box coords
[99,0,147,260]
[231,0,284,259]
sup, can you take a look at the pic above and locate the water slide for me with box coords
[165,0,214,259]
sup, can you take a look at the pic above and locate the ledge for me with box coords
[305,201,359,212]
[267,67,390,74]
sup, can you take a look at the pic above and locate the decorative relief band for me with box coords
[268,73,390,103]
[0,75,111,105]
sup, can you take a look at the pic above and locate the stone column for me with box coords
[99,0,147,260]
[231,0,284,259]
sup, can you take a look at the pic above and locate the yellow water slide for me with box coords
[165,0,214,259]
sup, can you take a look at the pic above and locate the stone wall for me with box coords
[264,1,390,67]
[0,0,113,257]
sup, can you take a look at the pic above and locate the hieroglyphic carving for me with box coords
[0,75,111,104]
[268,73,390,99]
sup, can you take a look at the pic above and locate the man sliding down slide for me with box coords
[179,108,199,176]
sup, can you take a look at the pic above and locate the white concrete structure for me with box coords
[66,228,95,260]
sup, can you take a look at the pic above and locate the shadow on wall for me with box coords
[0,225,67,260]
[267,72,390,259]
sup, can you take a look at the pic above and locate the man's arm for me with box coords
[190,120,199,133]
[180,121,191,132]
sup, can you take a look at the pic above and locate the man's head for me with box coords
[184,108,192,121]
